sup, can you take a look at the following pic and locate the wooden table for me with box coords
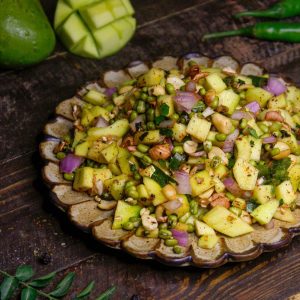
[1,0,300,299]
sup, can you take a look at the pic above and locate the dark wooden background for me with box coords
[1,0,300,299]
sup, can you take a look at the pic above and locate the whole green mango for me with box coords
[0,0,56,69]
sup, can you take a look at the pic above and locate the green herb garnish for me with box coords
[151,165,177,187]
[159,128,173,137]
[192,101,206,113]
[160,103,170,116]
[169,153,186,171]
[0,265,116,300]
[248,128,259,139]
[248,75,268,88]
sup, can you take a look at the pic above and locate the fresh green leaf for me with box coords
[151,165,177,187]
[192,101,206,113]
[169,153,186,171]
[29,272,56,288]
[75,281,95,299]
[15,265,34,282]
[246,200,259,213]
[159,128,173,137]
[228,157,236,169]
[95,286,116,300]
[0,276,18,300]
[248,128,259,139]
[49,272,75,298]
[21,287,37,300]
[160,103,169,116]
[248,75,268,88]
[154,115,165,126]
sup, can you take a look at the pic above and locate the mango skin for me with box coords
[0,0,56,69]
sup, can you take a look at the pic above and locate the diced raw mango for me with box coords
[211,113,232,134]
[195,220,215,236]
[186,116,211,142]
[137,68,165,87]
[81,105,110,126]
[286,86,300,112]
[71,34,99,58]
[65,0,99,9]
[248,136,262,161]
[121,0,134,14]
[235,136,251,161]
[88,119,129,138]
[137,184,149,199]
[172,123,187,142]
[86,140,108,163]
[143,177,166,206]
[251,199,279,225]
[247,119,263,137]
[203,206,253,237]
[205,73,227,93]
[273,207,295,223]
[72,130,87,148]
[100,142,118,163]
[213,177,225,193]
[253,185,273,204]
[134,130,162,145]
[54,0,73,29]
[214,164,228,179]
[190,170,214,196]
[217,89,240,115]
[57,13,88,48]
[94,168,112,181]
[281,134,299,154]
[75,141,91,157]
[80,1,114,29]
[112,200,141,229]
[108,0,128,18]
[268,94,287,109]
[233,158,258,190]
[198,235,219,249]
[245,87,272,107]
[104,174,129,200]
[275,180,296,205]
[83,90,107,106]
[288,164,300,191]
[73,167,94,191]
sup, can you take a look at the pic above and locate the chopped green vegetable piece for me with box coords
[248,75,268,88]
[248,128,259,139]
[169,153,186,171]
[192,101,206,113]
[159,128,173,137]
[246,200,259,213]
[160,103,170,116]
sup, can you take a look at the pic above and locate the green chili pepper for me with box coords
[203,22,300,43]
[234,0,300,19]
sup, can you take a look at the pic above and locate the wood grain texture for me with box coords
[1,0,300,299]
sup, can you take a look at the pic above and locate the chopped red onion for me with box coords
[185,81,196,92]
[223,177,252,199]
[189,151,206,157]
[263,136,277,144]
[159,120,175,128]
[231,110,253,120]
[202,107,215,118]
[245,101,260,115]
[95,117,109,128]
[174,171,192,195]
[171,229,188,247]
[129,115,144,132]
[165,137,174,151]
[223,129,239,153]
[163,199,182,211]
[105,87,117,98]
[60,154,83,173]
[174,91,200,113]
[264,77,286,96]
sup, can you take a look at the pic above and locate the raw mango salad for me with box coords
[55,61,300,253]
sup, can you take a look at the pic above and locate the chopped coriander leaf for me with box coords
[228,157,236,169]
[130,163,137,173]
[160,103,170,116]
[169,153,186,170]
[159,128,173,137]
[246,200,259,213]
[192,101,206,113]
[223,76,235,86]
[154,115,165,125]
[248,128,259,139]
[248,75,268,88]
[237,79,246,85]
[279,199,284,206]
[158,159,167,168]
